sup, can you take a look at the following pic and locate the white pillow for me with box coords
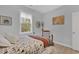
[3,33,19,44]
[0,34,11,47]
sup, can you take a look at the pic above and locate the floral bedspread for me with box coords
[0,36,44,54]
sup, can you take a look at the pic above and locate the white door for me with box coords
[72,12,79,51]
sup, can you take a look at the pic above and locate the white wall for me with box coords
[43,6,72,47]
[0,5,43,35]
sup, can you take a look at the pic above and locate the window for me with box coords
[20,12,32,34]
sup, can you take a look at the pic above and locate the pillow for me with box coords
[3,33,19,44]
[0,34,11,47]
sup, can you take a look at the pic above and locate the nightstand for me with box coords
[42,29,50,39]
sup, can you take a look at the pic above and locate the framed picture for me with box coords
[53,15,64,25]
[36,21,41,28]
[0,16,12,25]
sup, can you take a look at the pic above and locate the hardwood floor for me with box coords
[54,43,79,54]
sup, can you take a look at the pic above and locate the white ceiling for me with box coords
[26,5,62,13]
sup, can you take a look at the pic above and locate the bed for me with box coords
[0,33,56,54]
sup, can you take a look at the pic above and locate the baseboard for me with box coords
[54,41,72,48]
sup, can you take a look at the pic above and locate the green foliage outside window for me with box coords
[21,18,31,32]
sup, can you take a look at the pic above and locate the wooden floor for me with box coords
[54,43,79,54]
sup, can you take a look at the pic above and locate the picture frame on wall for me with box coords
[36,21,41,28]
[0,15,12,25]
[52,15,64,25]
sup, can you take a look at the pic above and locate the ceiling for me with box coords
[26,5,62,13]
